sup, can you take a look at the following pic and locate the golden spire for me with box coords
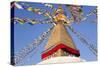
[53,5,70,24]
[54,4,64,14]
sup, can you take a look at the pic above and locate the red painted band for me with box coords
[42,43,80,59]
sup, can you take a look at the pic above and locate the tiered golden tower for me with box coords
[42,5,80,60]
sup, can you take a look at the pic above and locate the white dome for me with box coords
[38,56,85,64]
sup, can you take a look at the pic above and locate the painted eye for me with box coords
[64,22,67,24]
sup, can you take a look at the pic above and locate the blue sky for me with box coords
[13,2,97,65]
